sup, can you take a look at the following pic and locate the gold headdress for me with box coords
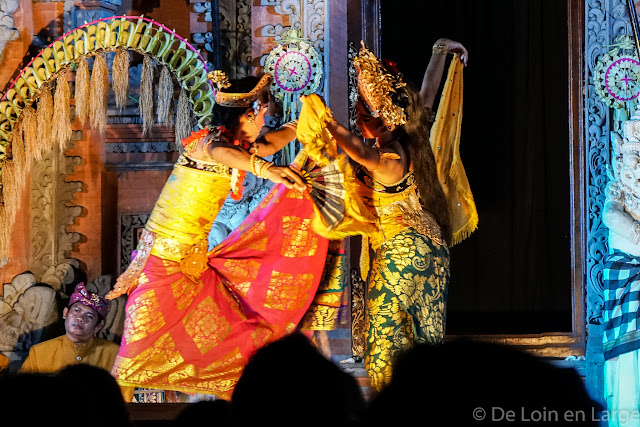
[207,70,273,107]
[352,41,407,126]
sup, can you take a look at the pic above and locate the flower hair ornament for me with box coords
[352,41,407,127]
[207,70,273,107]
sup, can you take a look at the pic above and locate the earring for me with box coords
[387,124,395,131]
[247,114,255,125]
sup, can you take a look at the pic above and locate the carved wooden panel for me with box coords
[259,0,326,95]
[119,213,151,274]
[29,132,83,289]
[192,0,252,79]
[347,41,361,136]
[585,0,633,326]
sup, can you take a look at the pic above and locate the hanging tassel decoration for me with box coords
[156,65,173,124]
[22,106,37,169]
[174,87,192,150]
[11,123,25,179]
[140,54,155,135]
[113,48,130,110]
[52,72,72,151]
[0,202,8,263]
[36,87,53,162]
[75,57,90,126]
[0,162,19,264]
[1,162,18,227]
[7,125,27,240]
[90,53,109,134]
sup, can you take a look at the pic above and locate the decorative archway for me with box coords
[0,16,216,260]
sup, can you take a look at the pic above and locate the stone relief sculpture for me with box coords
[0,0,19,61]
[0,272,59,372]
[260,0,326,53]
[30,137,83,285]
[602,107,640,420]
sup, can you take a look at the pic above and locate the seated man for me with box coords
[19,283,119,374]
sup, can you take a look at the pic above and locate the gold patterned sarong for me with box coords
[354,166,451,391]
[365,229,449,391]
[110,154,329,399]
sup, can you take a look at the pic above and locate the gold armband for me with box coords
[250,153,274,178]
[432,43,449,56]
[282,120,299,131]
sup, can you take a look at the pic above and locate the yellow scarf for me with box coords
[296,95,378,240]
[430,55,478,245]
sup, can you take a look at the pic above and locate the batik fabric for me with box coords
[356,167,450,392]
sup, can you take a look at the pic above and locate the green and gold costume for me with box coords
[356,166,450,391]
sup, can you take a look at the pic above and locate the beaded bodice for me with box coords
[355,166,444,249]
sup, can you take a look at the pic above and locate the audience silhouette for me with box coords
[56,363,134,427]
[364,338,603,426]
[231,331,366,426]
[173,400,233,426]
[0,334,604,427]
[0,373,63,425]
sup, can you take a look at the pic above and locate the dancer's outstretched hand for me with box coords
[265,165,308,192]
[435,38,469,66]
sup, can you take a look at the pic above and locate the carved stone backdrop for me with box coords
[192,0,252,79]
[260,0,326,52]
[29,132,83,289]
[584,0,636,403]
[119,213,151,275]
[259,0,327,97]
[584,0,636,329]
[347,41,361,136]
[0,0,19,59]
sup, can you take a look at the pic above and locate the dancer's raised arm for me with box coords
[420,38,468,109]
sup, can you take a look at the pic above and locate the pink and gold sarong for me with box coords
[110,156,329,399]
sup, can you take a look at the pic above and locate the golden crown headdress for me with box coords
[207,70,273,107]
[352,41,407,126]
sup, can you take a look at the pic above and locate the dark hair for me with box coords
[366,339,603,425]
[232,332,365,426]
[393,80,452,245]
[57,364,134,427]
[211,76,269,131]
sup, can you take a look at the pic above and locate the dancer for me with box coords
[295,39,474,391]
[106,73,332,400]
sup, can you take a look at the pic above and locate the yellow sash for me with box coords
[430,54,478,245]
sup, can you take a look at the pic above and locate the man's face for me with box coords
[63,302,103,344]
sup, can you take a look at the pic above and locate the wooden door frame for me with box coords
[346,0,588,359]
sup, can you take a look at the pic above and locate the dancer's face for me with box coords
[356,98,388,139]
[239,101,268,142]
